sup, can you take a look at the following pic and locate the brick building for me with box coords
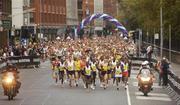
[103,0,118,18]
[78,0,94,22]
[0,0,12,48]
[78,0,118,23]
[23,0,66,40]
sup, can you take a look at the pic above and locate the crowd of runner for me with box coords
[46,35,136,90]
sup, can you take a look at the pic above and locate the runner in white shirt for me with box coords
[114,63,123,90]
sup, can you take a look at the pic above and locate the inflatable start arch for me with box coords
[77,13,128,36]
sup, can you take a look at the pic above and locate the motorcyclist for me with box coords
[1,64,21,95]
[137,61,155,90]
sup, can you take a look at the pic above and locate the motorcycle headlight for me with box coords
[5,77,14,84]
[141,77,151,82]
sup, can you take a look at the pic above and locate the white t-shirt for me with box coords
[115,66,122,77]
[67,60,74,71]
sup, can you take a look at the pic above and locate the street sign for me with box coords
[154,33,159,39]
[2,20,11,29]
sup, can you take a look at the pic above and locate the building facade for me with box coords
[103,0,118,18]
[0,0,11,21]
[66,0,78,26]
[0,0,12,47]
[12,0,23,29]
[78,0,94,23]
[23,0,66,40]
[94,0,103,30]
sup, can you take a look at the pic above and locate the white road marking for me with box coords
[126,85,132,105]
[130,75,138,79]
[131,70,139,74]
[132,61,143,64]
[135,92,169,97]
[132,82,162,89]
[136,96,172,101]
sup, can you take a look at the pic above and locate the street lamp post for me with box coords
[160,0,163,58]
[40,0,42,41]
[169,24,171,62]
[116,1,119,17]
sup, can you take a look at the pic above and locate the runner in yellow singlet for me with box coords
[74,58,81,87]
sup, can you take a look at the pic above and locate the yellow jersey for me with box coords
[74,60,81,71]
[85,66,91,76]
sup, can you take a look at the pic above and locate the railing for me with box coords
[168,70,180,95]
[142,41,180,64]
[131,56,157,67]
[0,56,40,71]
[8,56,40,68]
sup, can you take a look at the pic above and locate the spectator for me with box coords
[146,45,153,63]
[160,57,170,86]
[13,45,21,56]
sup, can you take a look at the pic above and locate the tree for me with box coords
[118,0,180,50]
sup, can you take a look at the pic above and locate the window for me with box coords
[56,6,58,14]
[30,12,34,23]
[0,0,2,12]
[59,7,62,14]
[62,7,65,15]
[78,1,82,9]
[52,5,55,13]
[23,0,28,7]
[44,4,47,13]
[48,5,51,13]
[29,0,34,7]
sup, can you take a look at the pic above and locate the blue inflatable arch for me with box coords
[77,13,128,36]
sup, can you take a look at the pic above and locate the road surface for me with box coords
[0,61,177,105]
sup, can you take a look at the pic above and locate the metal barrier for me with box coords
[168,70,180,95]
[8,56,40,68]
[131,56,157,67]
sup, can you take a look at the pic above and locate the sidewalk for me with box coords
[170,63,180,76]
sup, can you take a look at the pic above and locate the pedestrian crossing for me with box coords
[132,82,162,89]
[130,68,172,102]
[136,95,172,101]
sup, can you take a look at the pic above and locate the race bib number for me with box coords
[68,66,72,70]
[115,70,121,75]
[86,69,91,76]
[115,70,122,77]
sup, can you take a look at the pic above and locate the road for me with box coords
[0,61,177,105]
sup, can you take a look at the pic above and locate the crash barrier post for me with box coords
[8,56,40,68]
[131,56,180,95]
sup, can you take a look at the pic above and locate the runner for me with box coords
[58,60,66,85]
[66,57,75,87]
[114,62,123,90]
[111,57,117,85]
[101,59,109,89]
[83,63,94,90]
[51,57,59,84]
[91,60,97,88]
[74,57,81,87]
[123,59,129,89]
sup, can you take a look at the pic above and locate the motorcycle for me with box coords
[137,69,154,96]
[2,72,17,100]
